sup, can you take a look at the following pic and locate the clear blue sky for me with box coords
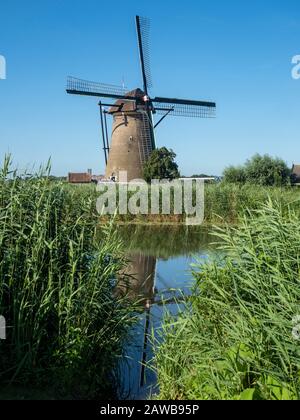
[0,0,299,176]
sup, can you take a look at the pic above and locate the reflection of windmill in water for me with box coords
[116,253,184,308]
[116,252,156,390]
[117,253,157,308]
[66,16,216,181]
[117,252,185,390]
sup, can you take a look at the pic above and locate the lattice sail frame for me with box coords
[136,16,153,90]
[152,101,216,118]
[67,76,127,97]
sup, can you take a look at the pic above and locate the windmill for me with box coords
[66,16,216,182]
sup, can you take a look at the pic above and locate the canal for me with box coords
[116,225,218,399]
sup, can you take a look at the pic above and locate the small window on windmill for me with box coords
[129,136,133,142]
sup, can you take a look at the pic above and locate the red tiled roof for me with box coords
[68,173,92,183]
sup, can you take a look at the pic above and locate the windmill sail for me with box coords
[66,76,128,99]
[135,16,152,94]
[66,15,216,181]
[153,97,216,118]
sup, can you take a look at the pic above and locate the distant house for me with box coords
[291,164,300,186]
[68,173,92,184]
[68,172,105,184]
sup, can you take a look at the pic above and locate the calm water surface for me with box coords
[116,225,219,400]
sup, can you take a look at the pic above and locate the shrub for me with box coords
[222,154,291,186]
[223,166,247,184]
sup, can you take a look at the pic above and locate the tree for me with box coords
[245,154,291,186]
[222,154,291,186]
[223,166,247,184]
[143,147,180,183]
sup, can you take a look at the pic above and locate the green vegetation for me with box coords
[154,201,300,400]
[223,154,291,186]
[222,165,246,184]
[143,147,180,183]
[2,153,300,401]
[204,183,300,224]
[100,183,300,225]
[0,157,134,399]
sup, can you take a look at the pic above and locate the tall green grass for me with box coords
[154,200,300,400]
[0,157,134,399]
[97,182,300,225]
[204,183,300,223]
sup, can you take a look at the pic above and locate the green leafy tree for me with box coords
[223,154,291,186]
[143,147,180,182]
[223,166,247,184]
[245,154,291,186]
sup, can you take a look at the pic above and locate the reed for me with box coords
[154,200,300,400]
[0,156,134,399]
[204,183,300,223]
[97,182,300,225]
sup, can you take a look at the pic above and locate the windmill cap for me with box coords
[108,88,146,113]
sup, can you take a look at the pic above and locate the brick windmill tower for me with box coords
[67,16,216,182]
[105,87,154,181]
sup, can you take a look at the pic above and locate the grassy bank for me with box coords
[154,201,300,400]
[94,182,300,225]
[204,183,300,224]
[0,158,134,399]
